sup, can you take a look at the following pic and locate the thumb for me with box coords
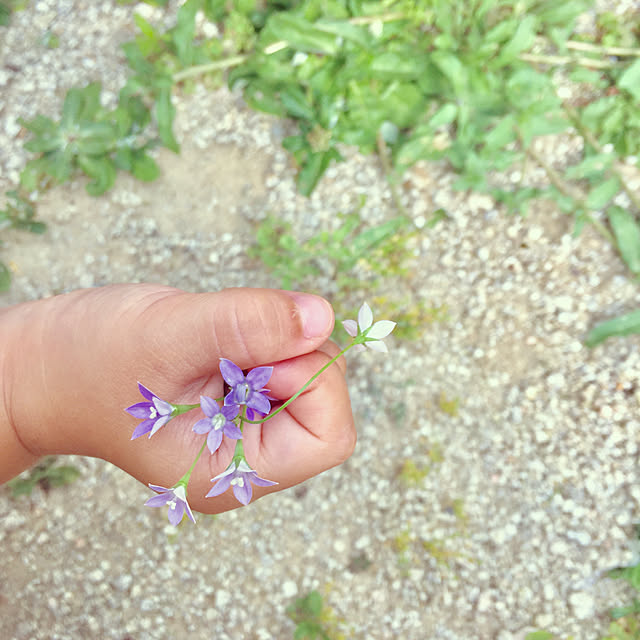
[146,288,335,373]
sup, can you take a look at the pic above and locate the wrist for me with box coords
[0,300,43,482]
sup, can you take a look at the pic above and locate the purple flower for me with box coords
[126,382,175,439]
[219,358,273,420]
[192,396,241,454]
[205,459,277,505]
[342,302,396,353]
[145,484,196,526]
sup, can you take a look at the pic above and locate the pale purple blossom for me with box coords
[220,358,273,420]
[192,396,241,454]
[145,484,196,526]
[126,383,175,439]
[342,302,396,352]
[205,459,277,505]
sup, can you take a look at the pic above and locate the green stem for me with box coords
[177,439,208,486]
[173,55,249,81]
[519,52,618,69]
[244,343,354,424]
[566,41,640,58]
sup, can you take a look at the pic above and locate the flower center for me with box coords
[168,498,177,510]
[230,477,245,488]
[234,382,251,404]
[211,414,227,431]
[149,407,158,419]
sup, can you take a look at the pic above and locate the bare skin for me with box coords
[0,285,355,514]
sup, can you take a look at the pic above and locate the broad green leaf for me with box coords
[428,103,458,129]
[0,261,11,292]
[315,18,371,49]
[585,309,640,347]
[431,51,468,95]
[155,88,179,153]
[608,206,640,274]
[265,13,340,54]
[172,0,200,66]
[566,153,614,180]
[76,122,116,155]
[77,83,102,121]
[586,176,620,210]
[524,632,556,640]
[280,86,315,121]
[131,152,160,181]
[619,60,640,101]
[19,114,57,136]
[483,114,516,150]
[370,51,428,80]
[77,155,117,195]
[23,135,63,154]
[352,217,408,253]
[609,561,640,590]
[496,15,536,64]
[297,147,341,196]
[60,87,85,129]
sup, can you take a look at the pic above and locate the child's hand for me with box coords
[1,284,355,513]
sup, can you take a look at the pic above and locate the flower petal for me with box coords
[223,390,237,407]
[183,500,196,524]
[232,478,253,505]
[224,422,243,439]
[149,414,171,437]
[219,358,245,386]
[167,501,185,526]
[358,302,373,331]
[137,382,154,401]
[342,319,358,337]
[148,484,170,493]
[205,473,233,498]
[153,396,174,416]
[367,320,396,340]
[145,493,173,508]
[131,419,154,440]
[366,340,388,353]
[206,428,224,454]
[200,395,220,418]
[246,366,273,390]
[249,473,278,487]
[221,404,239,420]
[125,402,152,418]
[192,418,211,435]
[247,391,271,416]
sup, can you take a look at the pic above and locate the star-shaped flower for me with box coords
[145,484,196,526]
[205,459,277,505]
[219,358,273,420]
[342,302,396,352]
[192,396,241,454]
[125,383,175,439]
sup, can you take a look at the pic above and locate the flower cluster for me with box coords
[125,302,394,526]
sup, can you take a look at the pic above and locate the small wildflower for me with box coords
[205,459,277,506]
[219,358,273,420]
[126,383,175,439]
[342,302,396,352]
[192,396,241,454]
[145,484,196,526]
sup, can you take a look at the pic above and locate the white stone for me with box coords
[569,592,595,620]
[282,580,298,598]
[215,589,231,608]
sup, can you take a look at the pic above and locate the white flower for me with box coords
[342,302,396,352]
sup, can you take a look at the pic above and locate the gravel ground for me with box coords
[2,2,640,639]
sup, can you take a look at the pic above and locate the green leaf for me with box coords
[586,176,620,210]
[297,147,341,196]
[280,86,315,121]
[155,88,179,153]
[428,103,458,129]
[172,0,200,66]
[524,632,556,640]
[131,152,160,181]
[608,206,640,274]
[60,87,85,129]
[77,155,117,195]
[265,13,340,54]
[0,261,11,292]
[585,309,640,347]
[619,59,640,101]
[495,15,536,64]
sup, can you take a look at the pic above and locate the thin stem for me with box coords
[173,55,249,81]
[566,41,640,58]
[178,439,208,486]
[519,52,618,69]
[244,344,353,424]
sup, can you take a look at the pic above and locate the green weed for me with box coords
[286,589,347,640]
[6,456,81,497]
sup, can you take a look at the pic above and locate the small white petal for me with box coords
[358,302,373,331]
[367,320,396,340]
[342,319,358,337]
[173,485,188,502]
[366,340,388,353]
[236,459,254,473]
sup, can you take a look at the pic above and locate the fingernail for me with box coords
[288,293,333,338]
